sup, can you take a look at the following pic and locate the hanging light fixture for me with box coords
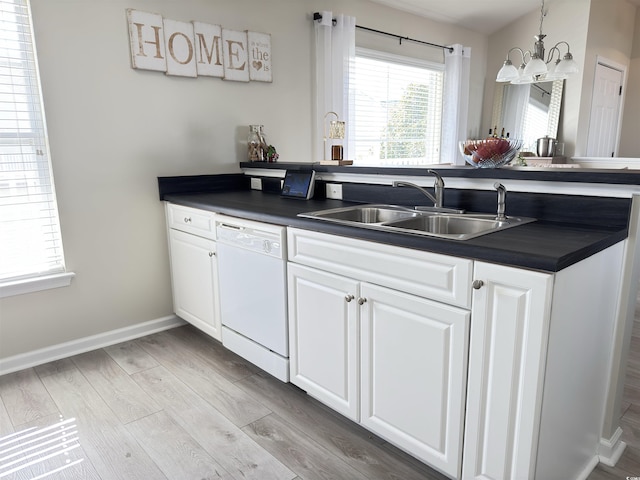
[496,0,579,84]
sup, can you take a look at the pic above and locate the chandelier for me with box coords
[496,0,579,84]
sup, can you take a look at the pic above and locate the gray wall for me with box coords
[619,6,640,157]
[483,0,591,158]
[483,0,639,158]
[578,0,637,157]
[0,0,486,360]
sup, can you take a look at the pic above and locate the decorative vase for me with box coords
[258,125,268,161]
[247,125,262,161]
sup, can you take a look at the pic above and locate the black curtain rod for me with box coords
[313,12,454,53]
[532,83,551,96]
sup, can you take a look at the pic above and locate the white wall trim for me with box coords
[575,455,600,480]
[0,272,76,299]
[0,315,186,376]
[598,426,627,466]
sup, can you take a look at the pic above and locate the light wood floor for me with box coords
[3,303,640,480]
[0,324,448,480]
[589,289,640,480]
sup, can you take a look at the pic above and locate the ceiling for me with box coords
[368,0,640,35]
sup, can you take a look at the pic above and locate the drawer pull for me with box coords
[184,217,192,223]
[209,252,215,257]
[472,280,484,290]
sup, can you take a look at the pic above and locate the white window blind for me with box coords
[521,102,548,153]
[521,83,553,153]
[352,48,444,166]
[0,0,66,282]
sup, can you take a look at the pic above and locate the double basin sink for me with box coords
[298,204,535,241]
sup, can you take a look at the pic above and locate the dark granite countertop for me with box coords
[163,190,628,273]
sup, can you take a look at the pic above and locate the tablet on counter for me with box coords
[281,170,316,200]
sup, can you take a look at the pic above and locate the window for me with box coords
[0,0,70,296]
[352,48,444,166]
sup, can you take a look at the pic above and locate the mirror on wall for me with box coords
[491,80,564,155]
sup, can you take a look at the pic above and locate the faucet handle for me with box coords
[427,169,444,187]
[494,183,507,221]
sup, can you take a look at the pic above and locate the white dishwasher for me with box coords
[215,215,289,381]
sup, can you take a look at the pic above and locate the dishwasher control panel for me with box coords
[215,215,286,260]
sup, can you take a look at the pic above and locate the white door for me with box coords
[287,263,360,420]
[586,62,624,157]
[168,228,221,340]
[463,262,553,480]
[359,283,469,478]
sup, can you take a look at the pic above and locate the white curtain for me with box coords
[313,11,356,162]
[441,44,471,165]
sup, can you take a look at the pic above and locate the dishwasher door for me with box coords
[216,219,288,358]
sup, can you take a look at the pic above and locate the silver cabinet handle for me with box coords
[472,280,484,290]
[345,294,355,303]
[209,252,215,257]
[184,217,191,223]
[357,297,367,305]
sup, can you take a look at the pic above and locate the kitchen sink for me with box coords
[385,214,532,240]
[299,204,419,224]
[298,204,535,240]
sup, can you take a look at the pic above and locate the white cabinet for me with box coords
[166,202,217,240]
[166,203,221,340]
[288,227,625,480]
[161,204,624,480]
[288,263,359,419]
[463,245,624,480]
[360,282,469,477]
[462,262,553,480]
[287,228,472,478]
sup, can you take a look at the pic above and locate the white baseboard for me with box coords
[0,315,186,376]
[575,455,600,480]
[598,426,627,466]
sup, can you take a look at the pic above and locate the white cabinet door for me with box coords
[360,283,470,478]
[168,228,221,340]
[287,263,360,420]
[463,262,553,480]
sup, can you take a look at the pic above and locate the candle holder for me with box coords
[323,111,345,161]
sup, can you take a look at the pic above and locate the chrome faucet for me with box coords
[494,182,507,221]
[393,170,445,208]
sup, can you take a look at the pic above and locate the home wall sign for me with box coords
[126,9,272,83]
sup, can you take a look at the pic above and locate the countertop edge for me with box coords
[163,192,627,273]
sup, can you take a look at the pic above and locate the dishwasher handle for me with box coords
[217,223,244,231]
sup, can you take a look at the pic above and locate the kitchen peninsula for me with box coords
[159,164,640,480]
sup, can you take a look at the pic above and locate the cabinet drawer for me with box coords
[166,203,216,239]
[288,228,472,308]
